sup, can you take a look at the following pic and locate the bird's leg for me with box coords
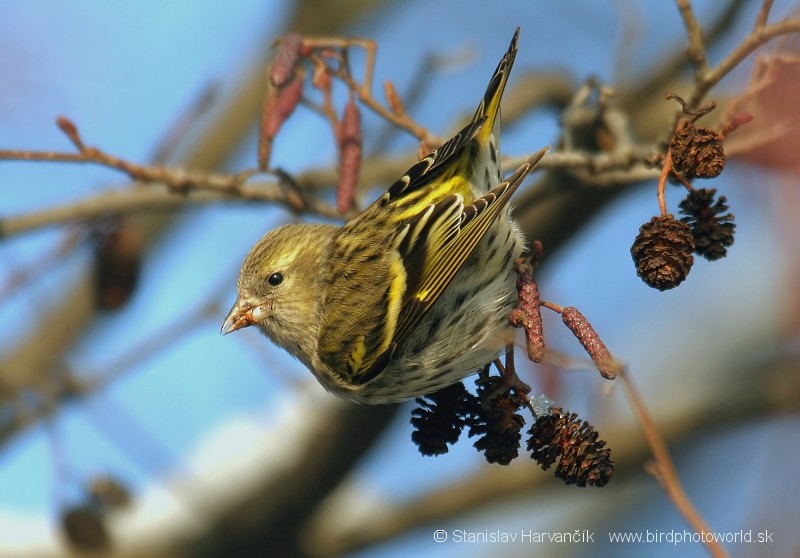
[493,348,531,396]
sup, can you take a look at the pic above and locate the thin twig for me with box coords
[618,369,729,558]
[657,150,672,216]
[370,54,438,155]
[0,133,664,238]
[675,0,710,76]
[688,18,800,107]
[509,145,660,173]
[0,144,252,196]
[342,70,437,145]
[0,183,344,237]
[753,0,774,31]
[307,52,342,134]
[300,35,438,145]
[620,0,746,110]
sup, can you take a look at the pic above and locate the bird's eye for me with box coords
[268,272,284,286]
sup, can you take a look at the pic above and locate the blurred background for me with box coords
[0,1,798,557]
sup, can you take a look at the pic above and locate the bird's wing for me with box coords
[382,116,486,208]
[317,150,546,386]
[389,152,541,354]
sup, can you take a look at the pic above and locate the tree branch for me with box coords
[618,369,727,558]
[0,183,341,237]
[676,0,710,76]
[689,17,800,107]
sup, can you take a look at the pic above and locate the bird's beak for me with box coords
[221,298,255,335]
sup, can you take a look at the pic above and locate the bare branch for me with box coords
[0,122,262,197]
[620,0,746,121]
[514,146,660,174]
[1,132,666,238]
[754,0,774,30]
[0,183,343,237]
[689,17,800,107]
[618,369,728,558]
[675,0,710,75]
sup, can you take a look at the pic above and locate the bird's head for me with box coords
[222,223,334,364]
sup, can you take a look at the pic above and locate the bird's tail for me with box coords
[472,27,519,145]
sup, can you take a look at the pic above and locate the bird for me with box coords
[222,28,547,404]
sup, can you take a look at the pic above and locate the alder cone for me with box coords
[631,215,695,290]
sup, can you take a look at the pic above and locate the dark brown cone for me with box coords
[527,408,614,487]
[526,412,561,469]
[61,505,112,551]
[410,382,478,456]
[670,124,725,179]
[679,188,736,261]
[93,217,142,310]
[88,474,132,510]
[467,375,526,465]
[631,215,695,290]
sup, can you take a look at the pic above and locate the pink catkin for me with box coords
[258,70,304,170]
[269,33,303,88]
[561,306,618,380]
[509,264,545,362]
[337,99,362,213]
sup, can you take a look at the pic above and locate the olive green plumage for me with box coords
[223,28,547,403]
